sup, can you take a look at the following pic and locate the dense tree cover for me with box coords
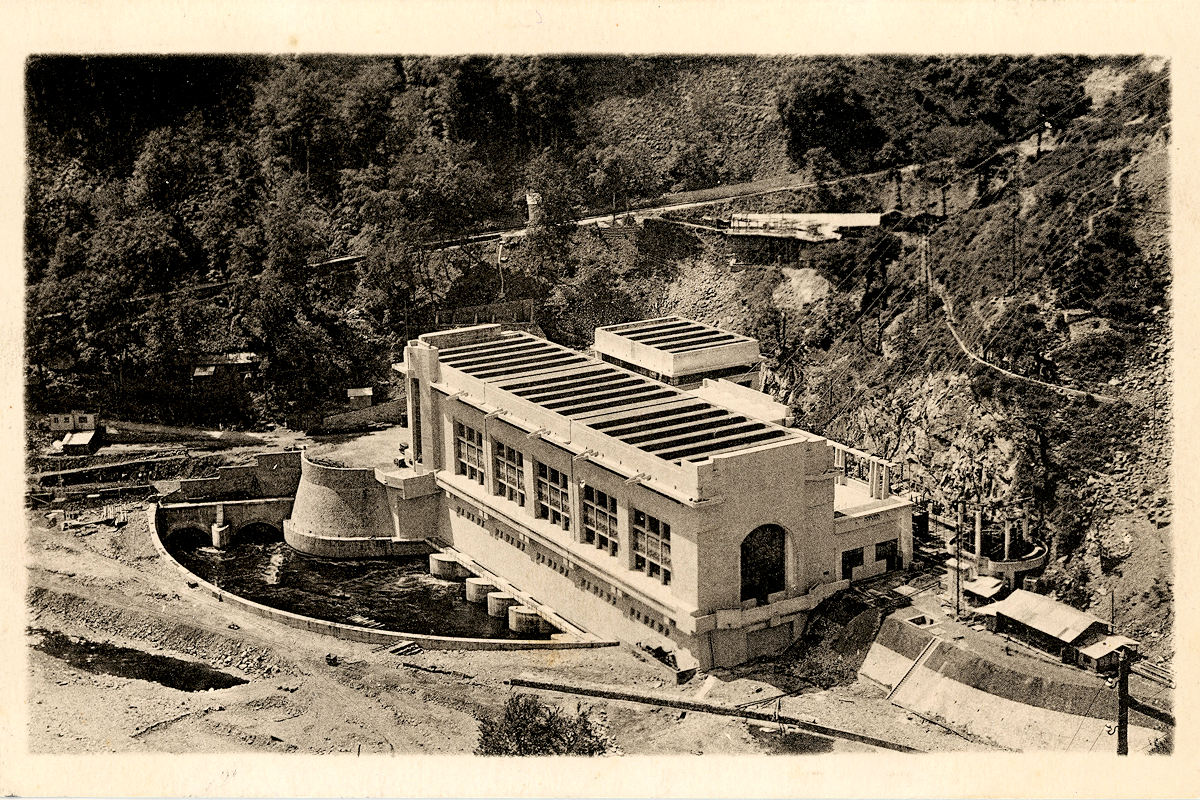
[776,55,1093,174]
[25,54,1132,425]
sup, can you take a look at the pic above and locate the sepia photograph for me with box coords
[6,2,1194,795]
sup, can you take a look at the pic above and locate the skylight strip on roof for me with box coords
[499,367,614,393]
[625,323,710,343]
[557,389,678,418]
[619,414,750,445]
[653,334,745,352]
[666,339,756,354]
[436,333,531,357]
[617,320,697,339]
[585,399,710,429]
[442,342,558,367]
[640,421,764,453]
[465,355,589,379]
[601,317,683,335]
[544,382,667,412]
[672,429,791,462]
[634,330,741,348]
[514,374,638,402]
[602,407,729,438]
[476,361,598,385]
[460,348,581,375]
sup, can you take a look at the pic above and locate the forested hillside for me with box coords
[25,55,1173,650]
[27,54,1121,422]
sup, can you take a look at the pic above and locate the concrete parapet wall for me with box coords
[861,615,1163,752]
[147,504,617,652]
[283,525,431,559]
[169,451,302,502]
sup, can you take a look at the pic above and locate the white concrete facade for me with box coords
[388,323,912,669]
[593,316,764,390]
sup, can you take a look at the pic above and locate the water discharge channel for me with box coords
[163,528,553,640]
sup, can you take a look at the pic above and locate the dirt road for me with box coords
[24,503,973,755]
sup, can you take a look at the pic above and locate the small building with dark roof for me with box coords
[977,589,1137,671]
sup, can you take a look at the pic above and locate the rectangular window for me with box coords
[410,378,423,463]
[492,440,525,506]
[582,485,619,557]
[841,547,865,581]
[453,420,484,484]
[535,461,571,531]
[631,508,671,585]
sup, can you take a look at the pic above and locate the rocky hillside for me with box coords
[650,59,1172,659]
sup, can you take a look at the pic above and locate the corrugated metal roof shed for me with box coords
[977,589,1107,644]
[1078,635,1140,660]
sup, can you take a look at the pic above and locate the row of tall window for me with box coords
[451,419,672,585]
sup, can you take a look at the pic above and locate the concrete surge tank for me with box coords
[283,454,437,557]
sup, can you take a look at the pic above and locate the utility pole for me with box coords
[496,240,506,299]
[955,500,964,619]
[1117,651,1130,755]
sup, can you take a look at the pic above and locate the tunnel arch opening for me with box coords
[166,526,211,549]
[235,521,284,544]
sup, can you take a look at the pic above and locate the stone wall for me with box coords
[168,451,302,502]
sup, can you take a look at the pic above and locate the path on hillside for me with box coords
[926,146,1158,406]
[421,165,908,249]
[924,246,1120,405]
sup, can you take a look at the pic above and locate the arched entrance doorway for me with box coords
[741,524,787,604]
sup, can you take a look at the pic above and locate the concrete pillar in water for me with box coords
[974,508,983,563]
[465,576,495,604]
[430,553,467,580]
[487,592,518,618]
[508,605,541,635]
[211,523,231,549]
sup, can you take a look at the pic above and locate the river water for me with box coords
[164,529,551,640]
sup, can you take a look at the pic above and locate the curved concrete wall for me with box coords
[287,456,393,537]
[147,505,615,652]
[284,455,438,557]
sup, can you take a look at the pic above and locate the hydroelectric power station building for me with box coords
[363,319,913,669]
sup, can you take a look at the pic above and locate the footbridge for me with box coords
[156,497,294,547]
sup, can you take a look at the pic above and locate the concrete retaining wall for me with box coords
[147,505,617,652]
[168,451,302,502]
[860,616,1163,752]
[318,398,407,432]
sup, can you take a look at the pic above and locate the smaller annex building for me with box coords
[389,320,911,669]
[978,589,1139,672]
[592,316,764,390]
